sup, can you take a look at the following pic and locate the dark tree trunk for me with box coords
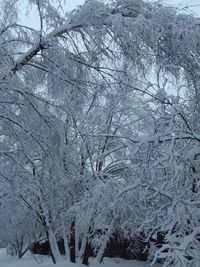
[70,220,76,263]
[16,236,29,259]
[82,240,90,266]
[19,247,29,259]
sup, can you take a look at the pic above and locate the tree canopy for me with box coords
[1,0,200,266]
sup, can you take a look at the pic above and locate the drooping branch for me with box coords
[1,23,82,80]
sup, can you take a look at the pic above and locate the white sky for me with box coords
[19,0,200,29]
[19,0,85,29]
[162,0,200,15]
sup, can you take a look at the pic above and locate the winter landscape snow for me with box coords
[1,0,200,266]
[0,249,161,267]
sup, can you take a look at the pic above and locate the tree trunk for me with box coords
[75,221,79,259]
[78,231,88,260]
[45,227,62,264]
[70,220,76,263]
[61,213,70,260]
[96,220,114,263]
[81,226,93,266]
[82,240,91,266]
[46,230,56,264]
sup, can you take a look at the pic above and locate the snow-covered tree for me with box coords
[1,0,200,266]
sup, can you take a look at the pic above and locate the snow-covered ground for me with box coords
[0,248,161,267]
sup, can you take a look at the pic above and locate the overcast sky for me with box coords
[163,0,200,15]
[19,0,200,29]
[19,0,85,29]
